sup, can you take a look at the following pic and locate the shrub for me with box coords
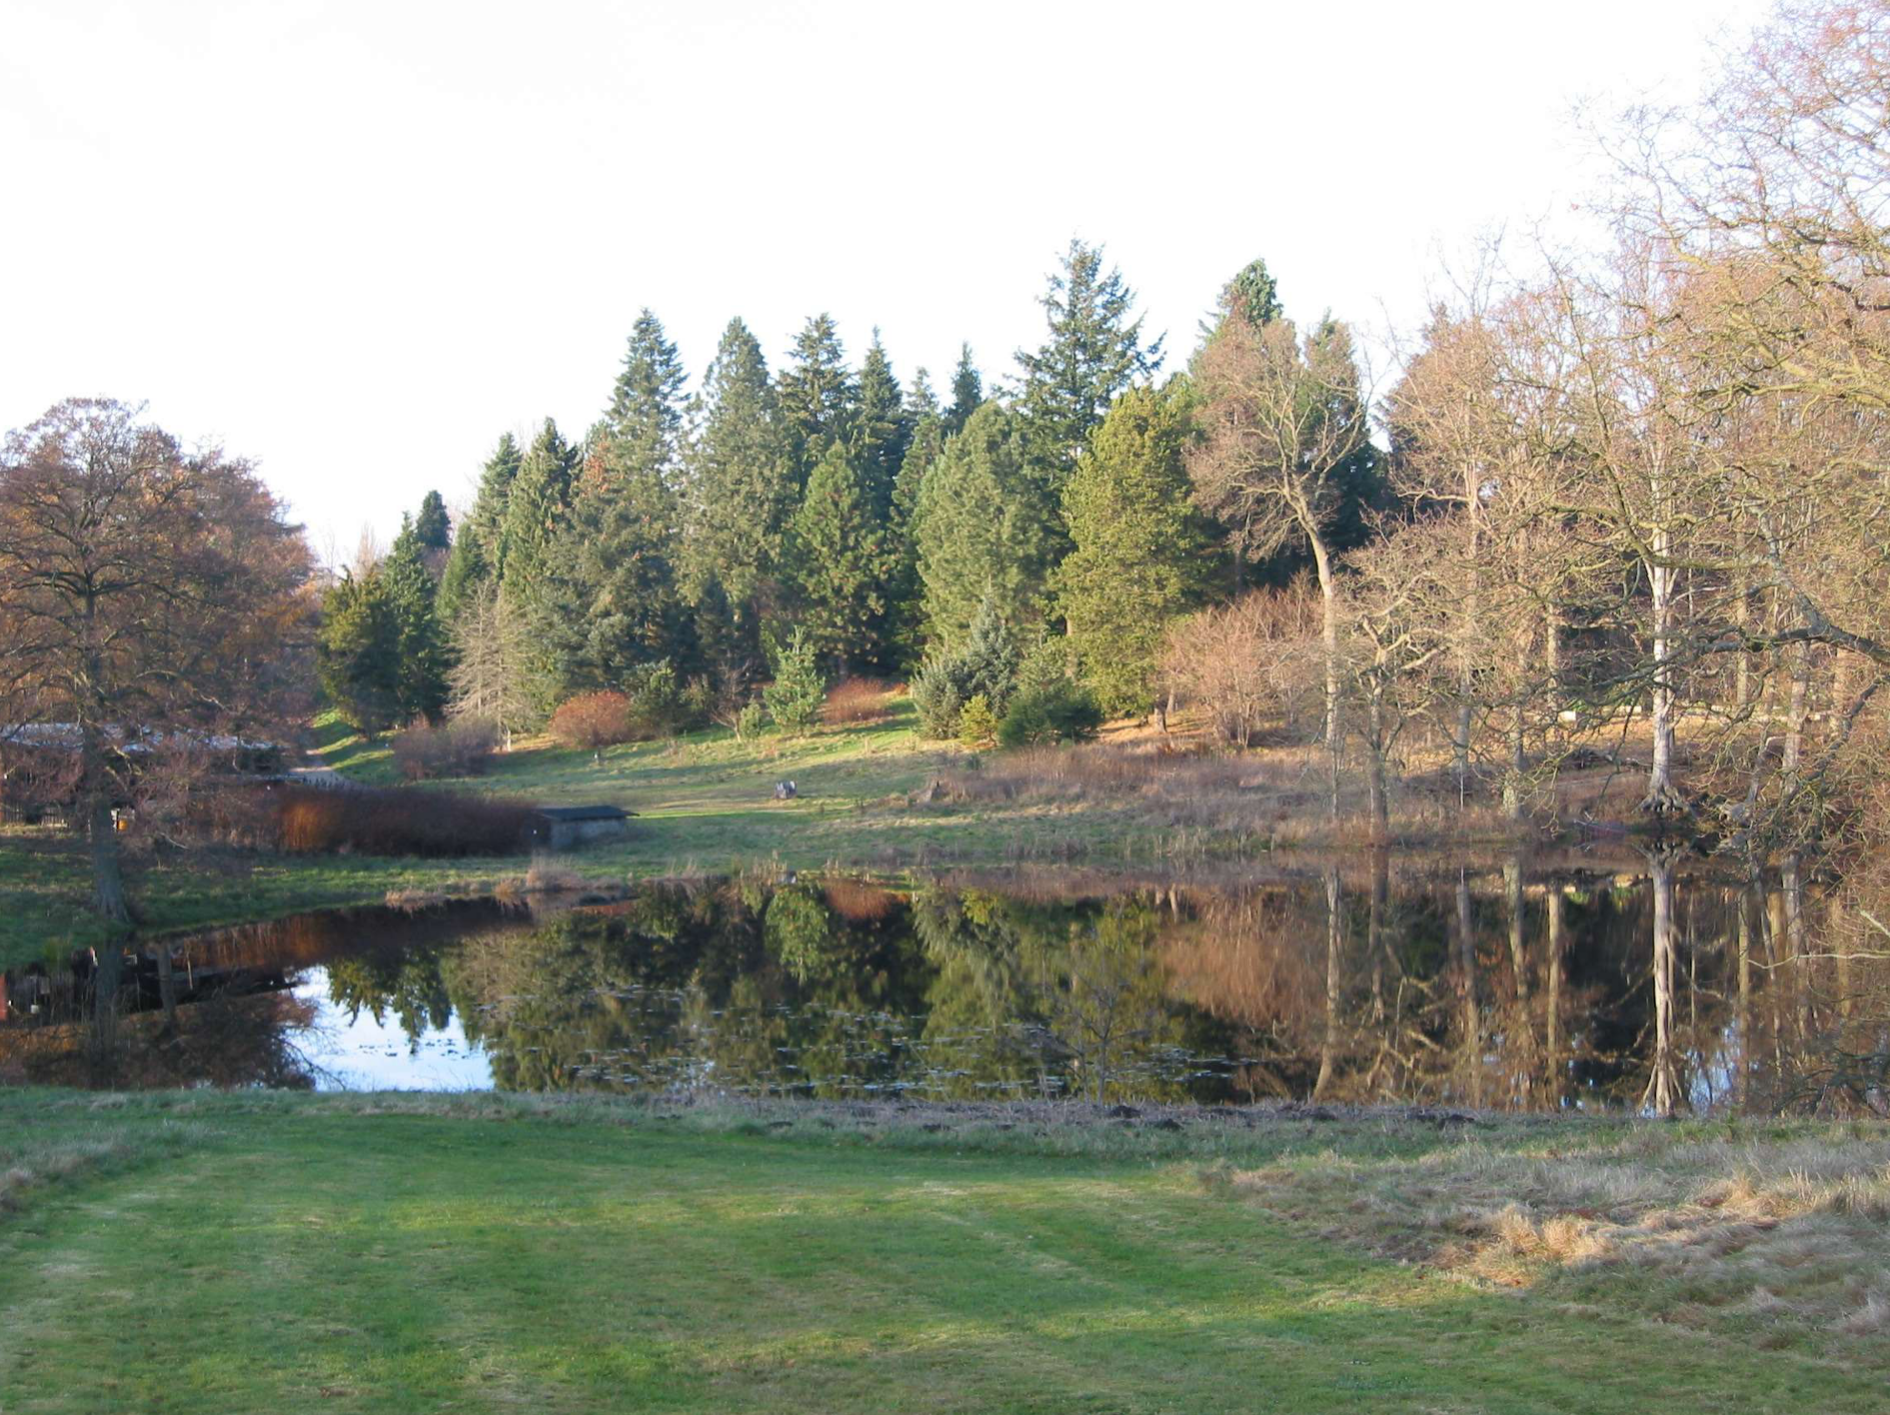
[958,693,1000,749]
[763,628,826,735]
[623,659,691,738]
[390,717,500,781]
[821,676,892,727]
[734,701,768,741]
[210,782,539,856]
[909,656,973,738]
[997,682,1105,749]
[1163,581,1322,746]
[548,691,634,749]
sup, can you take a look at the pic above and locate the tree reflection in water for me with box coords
[5,856,1888,1114]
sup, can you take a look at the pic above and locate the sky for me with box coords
[1,0,1770,562]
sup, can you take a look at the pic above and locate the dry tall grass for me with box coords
[1223,1124,1890,1347]
[821,677,894,727]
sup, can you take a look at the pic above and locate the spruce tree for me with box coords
[914,402,1054,652]
[679,318,793,639]
[383,515,451,721]
[944,343,983,435]
[785,443,892,670]
[776,314,856,480]
[885,381,946,670]
[539,309,693,692]
[598,308,687,492]
[497,417,577,595]
[317,568,402,734]
[1057,382,1212,716]
[1015,240,1164,486]
[850,330,910,520]
[439,432,521,622]
[413,490,451,553]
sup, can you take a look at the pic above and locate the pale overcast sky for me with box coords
[1,0,1767,559]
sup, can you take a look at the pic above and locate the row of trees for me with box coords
[316,240,1384,748]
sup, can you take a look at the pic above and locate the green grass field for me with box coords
[1,1093,1879,1414]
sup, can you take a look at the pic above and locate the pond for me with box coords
[1,850,1878,1114]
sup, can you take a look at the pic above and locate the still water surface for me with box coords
[1,852,1874,1114]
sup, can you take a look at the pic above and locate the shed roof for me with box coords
[536,805,633,822]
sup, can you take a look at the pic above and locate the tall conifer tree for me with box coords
[497,417,577,594]
[383,515,451,721]
[439,432,522,622]
[786,443,893,670]
[944,343,983,436]
[914,402,1054,651]
[776,314,856,481]
[1057,383,1211,715]
[851,331,910,520]
[680,318,793,642]
[1015,240,1163,486]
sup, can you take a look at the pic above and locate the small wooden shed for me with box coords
[531,804,633,850]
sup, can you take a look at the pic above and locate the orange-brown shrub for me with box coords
[1163,581,1322,746]
[548,691,635,749]
[821,676,892,726]
[209,782,538,856]
[391,717,500,780]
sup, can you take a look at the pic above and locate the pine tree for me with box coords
[679,318,793,638]
[763,626,826,735]
[850,330,909,521]
[439,432,522,623]
[317,568,401,734]
[1058,383,1212,716]
[776,314,856,481]
[944,343,983,435]
[1015,240,1164,487]
[383,515,451,721]
[413,490,451,552]
[785,443,892,670]
[914,402,1055,652]
[497,417,577,594]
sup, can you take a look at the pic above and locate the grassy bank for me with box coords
[0,1093,1880,1413]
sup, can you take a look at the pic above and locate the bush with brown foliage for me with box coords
[391,717,501,780]
[204,782,539,857]
[1163,582,1322,747]
[548,691,635,749]
[820,676,892,727]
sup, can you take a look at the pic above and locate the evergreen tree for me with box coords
[776,314,856,480]
[914,402,1055,651]
[413,490,451,552]
[316,568,401,734]
[850,330,909,520]
[1057,383,1212,716]
[439,432,522,623]
[679,318,793,638]
[383,515,451,721]
[785,443,893,670]
[763,626,826,735]
[598,308,687,493]
[885,379,946,670]
[497,417,577,594]
[944,343,983,436]
[1015,240,1164,486]
[536,308,694,694]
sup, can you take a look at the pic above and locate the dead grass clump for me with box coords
[523,860,586,894]
[391,717,500,780]
[1228,1125,1890,1352]
[821,677,893,727]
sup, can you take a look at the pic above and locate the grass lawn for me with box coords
[0,1093,1880,1413]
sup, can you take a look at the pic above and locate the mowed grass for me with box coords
[0,1093,1881,1414]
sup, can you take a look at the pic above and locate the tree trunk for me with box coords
[1642,549,1685,815]
[1546,888,1565,1107]
[1365,692,1389,844]
[1310,533,1342,822]
[86,796,131,925]
[1314,866,1342,1100]
[1647,851,1682,1116]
